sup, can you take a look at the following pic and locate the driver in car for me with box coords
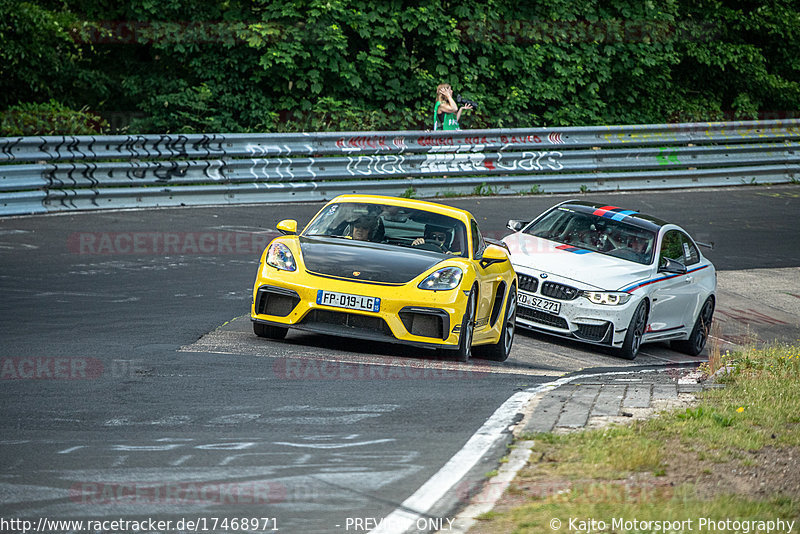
[412,224,451,251]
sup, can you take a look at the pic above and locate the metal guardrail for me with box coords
[1,120,798,216]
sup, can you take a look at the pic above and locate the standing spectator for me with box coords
[433,83,472,130]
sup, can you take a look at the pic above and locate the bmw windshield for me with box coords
[524,206,656,265]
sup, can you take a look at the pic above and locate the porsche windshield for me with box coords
[303,202,469,258]
[525,207,656,265]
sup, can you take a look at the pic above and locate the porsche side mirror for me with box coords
[485,237,509,251]
[658,257,687,275]
[277,219,298,235]
[507,219,528,232]
[479,244,509,269]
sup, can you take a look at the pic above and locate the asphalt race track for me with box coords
[1,185,799,533]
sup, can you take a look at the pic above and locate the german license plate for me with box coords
[517,291,561,314]
[317,290,380,312]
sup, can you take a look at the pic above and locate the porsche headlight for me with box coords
[418,267,463,291]
[583,291,631,306]
[264,242,296,272]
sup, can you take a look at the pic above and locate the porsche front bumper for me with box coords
[251,272,471,351]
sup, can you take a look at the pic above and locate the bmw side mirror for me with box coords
[507,219,528,232]
[277,219,298,235]
[658,257,687,275]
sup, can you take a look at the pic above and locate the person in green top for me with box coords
[433,83,473,130]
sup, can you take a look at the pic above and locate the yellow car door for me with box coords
[469,219,511,343]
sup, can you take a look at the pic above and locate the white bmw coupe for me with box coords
[502,201,716,359]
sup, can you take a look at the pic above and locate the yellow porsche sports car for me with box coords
[251,194,518,362]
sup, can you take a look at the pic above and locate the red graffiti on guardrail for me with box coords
[335,136,409,151]
[416,135,544,147]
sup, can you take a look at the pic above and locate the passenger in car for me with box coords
[351,216,382,242]
[560,216,592,245]
[629,235,651,262]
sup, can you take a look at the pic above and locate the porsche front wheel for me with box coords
[475,287,516,362]
[253,321,288,340]
[453,289,477,363]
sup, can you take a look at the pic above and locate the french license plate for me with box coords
[317,290,380,313]
[517,291,561,314]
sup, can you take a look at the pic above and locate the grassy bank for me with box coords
[473,344,800,534]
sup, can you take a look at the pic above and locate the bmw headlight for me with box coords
[264,242,296,272]
[583,291,631,306]
[418,267,463,291]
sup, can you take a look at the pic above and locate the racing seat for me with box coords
[449,227,466,256]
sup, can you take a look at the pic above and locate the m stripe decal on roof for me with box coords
[592,206,639,221]
[610,210,638,221]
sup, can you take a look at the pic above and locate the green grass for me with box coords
[480,491,798,534]
[526,184,543,195]
[399,186,417,198]
[478,343,800,533]
[473,182,498,196]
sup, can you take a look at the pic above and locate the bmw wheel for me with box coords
[618,300,647,360]
[475,287,516,362]
[672,297,715,356]
[253,321,288,340]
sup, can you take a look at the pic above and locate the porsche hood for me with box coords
[298,237,445,284]
[503,233,651,291]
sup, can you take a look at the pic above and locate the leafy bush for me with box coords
[2,1,798,134]
[1,101,107,136]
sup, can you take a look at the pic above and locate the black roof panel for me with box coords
[557,201,668,232]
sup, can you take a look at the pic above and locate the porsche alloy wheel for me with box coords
[476,286,516,362]
[253,321,288,340]
[453,289,477,363]
[673,297,715,356]
[618,300,647,360]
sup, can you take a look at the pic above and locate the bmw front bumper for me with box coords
[514,270,639,348]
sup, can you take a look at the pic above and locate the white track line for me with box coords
[370,368,684,534]
[368,389,535,534]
